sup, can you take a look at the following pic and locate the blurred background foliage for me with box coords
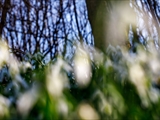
[0,0,160,120]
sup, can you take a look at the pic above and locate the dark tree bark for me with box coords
[0,0,11,36]
[86,0,109,51]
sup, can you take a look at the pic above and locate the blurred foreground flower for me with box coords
[57,99,68,116]
[78,103,99,120]
[46,58,71,97]
[0,95,10,118]
[129,63,149,106]
[17,88,39,116]
[20,61,32,73]
[74,44,92,88]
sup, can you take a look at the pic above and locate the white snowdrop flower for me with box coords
[78,103,99,120]
[20,62,32,72]
[46,58,69,97]
[129,64,145,84]
[24,62,32,68]
[0,95,10,118]
[74,45,92,88]
[57,99,68,116]
[148,88,160,103]
[8,57,19,75]
[47,70,63,97]
[17,88,38,116]
[90,47,104,65]
[149,58,160,75]
[129,63,148,101]
[0,41,9,67]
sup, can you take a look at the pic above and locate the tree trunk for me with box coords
[0,0,10,37]
[86,0,137,50]
[86,0,109,51]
